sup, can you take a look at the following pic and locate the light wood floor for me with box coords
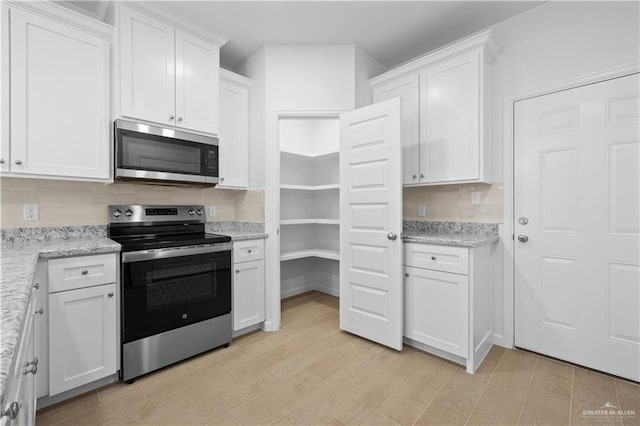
[37,291,639,426]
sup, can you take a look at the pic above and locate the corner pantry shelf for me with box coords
[280,184,339,191]
[280,150,339,163]
[280,218,339,225]
[280,249,340,262]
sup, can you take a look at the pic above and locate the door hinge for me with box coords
[512,234,515,240]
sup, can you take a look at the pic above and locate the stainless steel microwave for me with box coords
[114,120,219,186]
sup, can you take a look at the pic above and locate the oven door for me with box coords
[121,244,231,344]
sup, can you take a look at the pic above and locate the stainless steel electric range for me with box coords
[108,205,232,382]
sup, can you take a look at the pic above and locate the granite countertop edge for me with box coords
[402,232,500,248]
[0,238,121,401]
[227,232,268,241]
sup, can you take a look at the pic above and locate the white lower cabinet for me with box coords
[1,289,37,426]
[46,254,118,396]
[405,266,468,358]
[404,242,493,373]
[233,240,265,332]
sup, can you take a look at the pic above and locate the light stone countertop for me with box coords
[402,231,500,247]
[226,232,268,241]
[0,238,121,401]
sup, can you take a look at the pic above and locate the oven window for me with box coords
[122,251,231,343]
[118,131,203,175]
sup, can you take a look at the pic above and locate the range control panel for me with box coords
[108,205,205,224]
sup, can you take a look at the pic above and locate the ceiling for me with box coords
[57,1,544,70]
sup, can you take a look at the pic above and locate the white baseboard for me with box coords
[313,283,339,297]
[280,284,315,299]
[493,332,511,348]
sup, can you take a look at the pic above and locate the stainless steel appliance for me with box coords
[114,120,219,186]
[108,205,232,381]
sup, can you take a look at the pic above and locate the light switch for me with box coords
[208,206,216,217]
[417,204,426,217]
[471,192,480,205]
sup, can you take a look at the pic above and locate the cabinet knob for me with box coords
[235,269,240,273]
[178,116,183,122]
[169,114,175,120]
[431,256,436,260]
[405,272,409,277]
[14,160,22,165]
[420,173,424,178]
[33,282,40,290]
[108,292,114,298]
[0,158,4,164]
[81,270,88,275]
[247,249,252,253]
[2,402,19,420]
[35,308,44,315]
[412,174,417,179]
[220,177,225,182]
[24,364,37,376]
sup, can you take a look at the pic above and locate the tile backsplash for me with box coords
[0,177,264,228]
[403,183,503,223]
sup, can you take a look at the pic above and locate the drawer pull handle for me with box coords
[2,401,19,419]
[35,308,44,315]
[81,270,88,275]
[108,293,114,298]
[431,256,436,261]
[33,282,40,290]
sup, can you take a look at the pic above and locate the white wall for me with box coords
[488,0,640,345]
[355,46,386,108]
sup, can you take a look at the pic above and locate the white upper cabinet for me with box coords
[7,4,111,180]
[119,6,175,127]
[218,69,250,189]
[370,31,495,186]
[118,5,221,135]
[372,74,420,185]
[419,51,481,183]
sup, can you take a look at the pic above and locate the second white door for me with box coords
[515,73,640,381]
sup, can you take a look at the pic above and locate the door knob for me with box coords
[387,232,397,241]
[517,235,529,243]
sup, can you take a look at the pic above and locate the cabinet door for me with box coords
[373,74,420,185]
[175,30,219,135]
[404,266,468,358]
[10,8,110,179]
[119,6,176,126]
[419,52,480,183]
[233,260,265,331]
[218,77,249,188]
[49,284,117,396]
[1,4,9,173]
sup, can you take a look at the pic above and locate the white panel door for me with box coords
[10,8,110,179]
[340,98,403,350]
[49,284,117,395]
[175,30,219,135]
[233,260,265,331]
[419,52,480,183]
[515,73,640,381]
[219,76,249,188]
[119,6,175,126]
[373,74,420,185]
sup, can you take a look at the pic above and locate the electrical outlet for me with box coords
[23,204,39,221]
[417,204,426,217]
[208,206,216,217]
[471,192,481,205]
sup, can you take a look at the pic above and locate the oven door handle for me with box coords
[122,243,232,263]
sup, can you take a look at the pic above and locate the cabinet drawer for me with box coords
[233,239,264,263]
[404,243,468,275]
[48,253,117,293]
